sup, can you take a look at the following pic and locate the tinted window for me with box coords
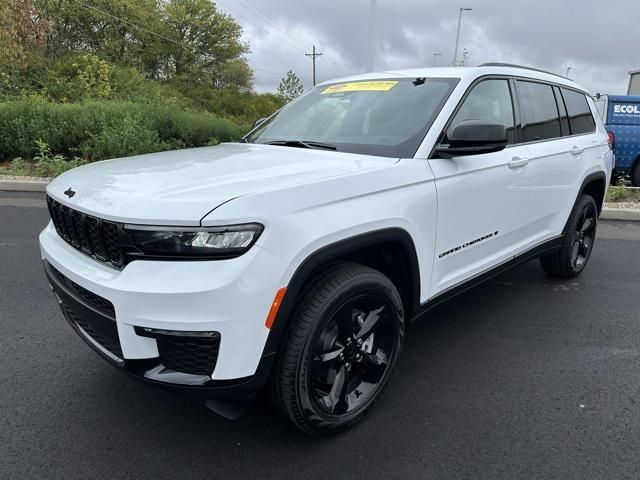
[246,78,459,158]
[517,81,561,142]
[451,79,515,144]
[561,88,596,135]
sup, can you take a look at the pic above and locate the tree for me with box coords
[34,0,251,89]
[278,70,304,103]
[161,0,251,88]
[0,0,48,70]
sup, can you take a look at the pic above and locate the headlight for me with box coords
[124,223,264,259]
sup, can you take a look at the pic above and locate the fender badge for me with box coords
[64,187,76,198]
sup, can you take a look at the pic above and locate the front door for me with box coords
[428,78,534,297]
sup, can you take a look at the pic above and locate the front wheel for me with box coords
[539,195,598,278]
[270,263,404,435]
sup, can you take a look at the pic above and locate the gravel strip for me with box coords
[0,174,50,183]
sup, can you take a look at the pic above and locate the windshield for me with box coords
[245,77,459,158]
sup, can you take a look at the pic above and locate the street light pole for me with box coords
[566,66,572,78]
[366,0,378,72]
[433,53,443,67]
[452,7,472,66]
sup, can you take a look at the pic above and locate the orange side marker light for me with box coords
[265,287,287,329]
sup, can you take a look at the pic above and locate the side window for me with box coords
[516,81,561,142]
[451,79,516,144]
[561,88,596,135]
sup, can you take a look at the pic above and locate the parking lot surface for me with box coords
[2,191,640,479]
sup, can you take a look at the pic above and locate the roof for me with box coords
[629,69,640,75]
[318,65,588,93]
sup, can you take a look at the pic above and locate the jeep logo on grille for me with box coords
[63,188,76,198]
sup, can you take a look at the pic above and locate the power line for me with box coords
[217,0,308,56]
[236,0,315,50]
[69,0,282,77]
[224,0,346,76]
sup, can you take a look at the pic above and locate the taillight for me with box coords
[607,131,615,150]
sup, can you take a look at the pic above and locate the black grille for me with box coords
[60,302,123,359]
[50,265,116,318]
[47,196,124,269]
[157,337,220,376]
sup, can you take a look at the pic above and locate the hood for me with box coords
[47,143,397,225]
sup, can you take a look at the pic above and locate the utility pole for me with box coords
[433,53,443,67]
[452,7,472,66]
[305,45,322,86]
[366,0,377,72]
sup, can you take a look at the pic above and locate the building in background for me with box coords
[628,69,640,95]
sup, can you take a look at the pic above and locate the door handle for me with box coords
[570,146,585,156]
[507,156,529,169]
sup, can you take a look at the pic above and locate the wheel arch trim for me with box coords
[568,171,608,225]
[261,228,421,357]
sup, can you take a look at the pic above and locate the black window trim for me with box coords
[558,86,597,137]
[429,74,519,158]
[553,85,571,136]
[514,78,563,144]
[513,76,597,146]
[429,73,598,158]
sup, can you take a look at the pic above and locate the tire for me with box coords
[270,263,405,435]
[631,163,640,187]
[539,194,598,278]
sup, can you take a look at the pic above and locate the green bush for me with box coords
[6,157,32,176]
[32,139,87,177]
[0,97,248,162]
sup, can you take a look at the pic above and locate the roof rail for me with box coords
[479,62,569,80]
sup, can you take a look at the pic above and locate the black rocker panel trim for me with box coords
[412,235,564,321]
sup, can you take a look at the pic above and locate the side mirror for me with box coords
[253,117,268,129]
[435,120,508,158]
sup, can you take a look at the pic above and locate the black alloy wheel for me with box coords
[271,263,404,435]
[570,205,596,270]
[310,294,395,416]
[540,194,598,278]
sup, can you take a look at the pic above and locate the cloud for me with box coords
[216,0,639,95]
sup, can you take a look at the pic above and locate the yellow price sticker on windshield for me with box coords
[322,81,398,94]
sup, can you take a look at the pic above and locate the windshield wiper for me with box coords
[264,140,337,151]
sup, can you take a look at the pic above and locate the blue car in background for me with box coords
[595,94,640,185]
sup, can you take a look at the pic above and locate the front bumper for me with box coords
[40,222,289,395]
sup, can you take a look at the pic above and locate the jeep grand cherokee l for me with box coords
[41,64,613,435]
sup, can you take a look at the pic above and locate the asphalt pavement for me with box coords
[2,191,640,480]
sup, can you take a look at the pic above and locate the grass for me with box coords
[606,185,640,203]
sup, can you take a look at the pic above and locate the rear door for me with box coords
[428,78,533,296]
[520,81,599,238]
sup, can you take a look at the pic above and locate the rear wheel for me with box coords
[539,195,598,278]
[631,162,640,187]
[270,263,404,435]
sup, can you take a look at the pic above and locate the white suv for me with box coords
[41,64,613,435]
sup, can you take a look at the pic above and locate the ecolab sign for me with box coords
[614,104,640,114]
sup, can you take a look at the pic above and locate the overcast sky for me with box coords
[215,0,638,95]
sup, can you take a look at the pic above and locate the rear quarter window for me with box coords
[561,88,596,135]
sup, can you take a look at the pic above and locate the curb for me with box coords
[601,208,640,221]
[0,180,49,192]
